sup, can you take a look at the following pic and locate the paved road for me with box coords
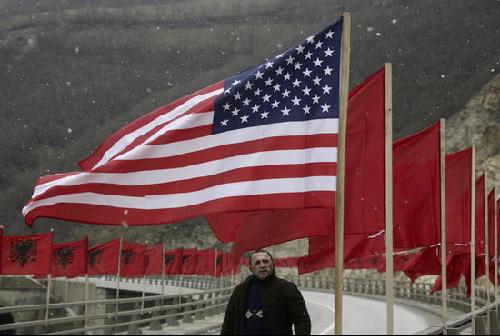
[303,290,442,335]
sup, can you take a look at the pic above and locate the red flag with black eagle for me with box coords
[1,232,53,277]
[87,239,120,276]
[120,242,146,277]
[164,249,183,275]
[51,237,88,278]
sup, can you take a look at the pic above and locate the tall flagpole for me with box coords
[161,244,166,309]
[440,118,448,334]
[45,228,54,327]
[384,63,394,336]
[494,188,498,308]
[334,13,351,335]
[471,146,476,335]
[485,175,491,335]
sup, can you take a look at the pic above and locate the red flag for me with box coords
[145,244,164,276]
[465,255,486,297]
[344,121,442,257]
[240,256,250,268]
[431,253,470,294]
[393,121,441,249]
[1,232,53,277]
[488,188,496,256]
[87,239,120,276]
[345,255,382,271]
[120,242,146,277]
[220,208,333,257]
[498,199,500,257]
[0,228,3,274]
[344,67,386,236]
[298,242,333,275]
[164,249,183,275]
[375,254,413,273]
[402,247,441,282]
[446,148,473,246]
[51,237,88,278]
[298,67,387,273]
[195,249,211,276]
[198,248,218,276]
[24,19,347,228]
[180,248,197,275]
[475,175,486,254]
[221,252,236,276]
[298,235,376,274]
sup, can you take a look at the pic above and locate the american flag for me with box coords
[23,17,344,227]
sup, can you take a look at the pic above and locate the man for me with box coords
[221,250,311,335]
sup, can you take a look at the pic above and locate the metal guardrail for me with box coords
[285,275,497,335]
[0,274,496,335]
[0,276,234,335]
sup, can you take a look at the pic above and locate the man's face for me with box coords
[250,252,274,280]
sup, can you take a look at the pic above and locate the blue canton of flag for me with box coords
[213,18,343,134]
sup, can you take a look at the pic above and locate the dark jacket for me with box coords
[221,273,311,335]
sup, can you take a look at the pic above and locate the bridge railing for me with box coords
[0,274,495,335]
[0,276,234,335]
[286,274,495,334]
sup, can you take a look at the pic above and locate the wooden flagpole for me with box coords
[471,146,476,335]
[141,241,148,315]
[384,63,394,336]
[64,277,69,302]
[213,248,217,308]
[161,244,166,309]
[440,118,448,334]
[495,188,498,308]
[485,175,491,334]
[115,236,124,319]
[334,13,351,335]
[45,274,52,327]
[45,228,54,327]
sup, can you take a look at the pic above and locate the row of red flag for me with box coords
[0,231,300,278]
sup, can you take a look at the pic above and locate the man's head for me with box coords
[249,250,275,280]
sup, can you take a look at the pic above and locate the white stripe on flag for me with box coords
[118,118,339,161]
[32,147,337,198]
[94,88,223,169]
[24,176,337,214]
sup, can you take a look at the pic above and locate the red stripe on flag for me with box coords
[91,134,337,173]
[29,163,336,201]
[25,191,334,227]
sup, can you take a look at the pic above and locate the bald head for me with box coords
[249,250,274,280]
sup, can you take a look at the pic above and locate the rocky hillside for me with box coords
[0,0,498,247]
[447,74,500,191]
